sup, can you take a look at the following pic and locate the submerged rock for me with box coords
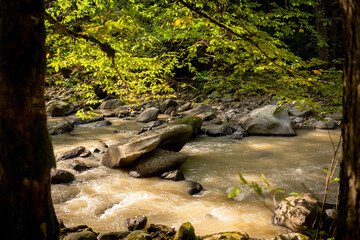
[102,124,192,168]
[239,105,296,136]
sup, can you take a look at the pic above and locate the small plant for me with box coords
[227,172,285,208]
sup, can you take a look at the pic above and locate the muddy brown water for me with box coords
[50,115,341,239]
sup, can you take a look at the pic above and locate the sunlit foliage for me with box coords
[45,0,342,113]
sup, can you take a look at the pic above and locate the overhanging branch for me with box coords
[44,11,115,59]
[176,0,297,77]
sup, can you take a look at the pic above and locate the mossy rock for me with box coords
[173,222,197,240]
[200,232,250,240]
[172,116,203,138]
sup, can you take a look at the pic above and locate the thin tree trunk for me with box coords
[315,0,329,65]
[0,0,59,239]
[336,0,360,239]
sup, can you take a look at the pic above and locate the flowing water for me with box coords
[50,115,341,239]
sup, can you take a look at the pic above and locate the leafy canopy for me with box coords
[45,0,342,114]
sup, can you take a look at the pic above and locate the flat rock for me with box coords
[57,146,86,161]
[102,124,193,168]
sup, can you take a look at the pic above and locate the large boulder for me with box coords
[239,105,296,136]
[137,107,160,123]
[48,120,74,135]
[102,124,193,168]
[46,101,75,116]
[172,116,203,138]
[99,99,124,109]
[273,193,319,234]
[128,149,188,178]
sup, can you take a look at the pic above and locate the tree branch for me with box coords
[44,11,115,59]
[176,0,297,77]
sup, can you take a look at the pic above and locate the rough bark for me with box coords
[336,0,360,239]
[0,0,59,239]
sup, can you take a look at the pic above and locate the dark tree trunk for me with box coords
[0,0,59,239]
[337,0,360,239]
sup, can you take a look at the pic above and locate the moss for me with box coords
[172,116,203,138]
[173,222,197,240]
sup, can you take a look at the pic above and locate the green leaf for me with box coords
[290,192,302,197]
[238,172,248,185]
[262,173,270,187]
[250,182,262,196]
[332,177,340,183]
[227,187,240,199]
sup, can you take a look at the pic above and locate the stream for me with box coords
[50,115,341,239]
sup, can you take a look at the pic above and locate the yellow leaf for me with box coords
[174,18,182,27]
